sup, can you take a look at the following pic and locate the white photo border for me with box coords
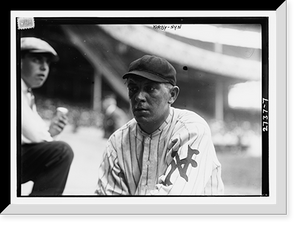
[4,4,287,215]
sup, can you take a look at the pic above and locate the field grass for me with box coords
[217,152,262,195]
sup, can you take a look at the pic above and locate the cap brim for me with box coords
[123,70,170,83]
[24,49,59,62]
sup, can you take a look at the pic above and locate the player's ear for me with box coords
[168,86,180,105]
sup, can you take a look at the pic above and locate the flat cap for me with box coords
[123,55,177,85]
[21,37,59,62]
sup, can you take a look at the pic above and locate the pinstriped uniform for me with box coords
[96,107,224,195]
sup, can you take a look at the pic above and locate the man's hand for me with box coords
[49,114,68,137]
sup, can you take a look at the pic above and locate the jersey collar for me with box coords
[136,107,174,139]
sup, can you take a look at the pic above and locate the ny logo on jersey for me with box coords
[164,145,200,186]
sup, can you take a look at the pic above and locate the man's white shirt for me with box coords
[21,79,53,144]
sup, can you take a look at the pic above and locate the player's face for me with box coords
[127,76,175,134]
[21,53,50,89]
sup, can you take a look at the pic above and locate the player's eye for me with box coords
[144,84,157,93]
[128,85,138,92]
[128,85,139,98]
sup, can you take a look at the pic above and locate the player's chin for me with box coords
[134,114,148,122]
[134,113,152,125]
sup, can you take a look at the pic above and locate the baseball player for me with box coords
[96,55,224,195]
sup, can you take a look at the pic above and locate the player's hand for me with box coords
[49,114,68,137]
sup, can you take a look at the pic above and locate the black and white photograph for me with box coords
[4,6,288,216]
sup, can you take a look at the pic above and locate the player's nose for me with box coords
[135,90,147,102]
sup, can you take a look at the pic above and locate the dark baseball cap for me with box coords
[123,55,177,85]
[21,37,59,62]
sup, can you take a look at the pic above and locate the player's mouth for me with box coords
[134,108,148,112]
[133,107,149,114]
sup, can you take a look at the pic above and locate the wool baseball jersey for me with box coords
[96,107,224,195]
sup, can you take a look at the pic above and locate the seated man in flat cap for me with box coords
[20,37,74,196]
[96,55,224,195]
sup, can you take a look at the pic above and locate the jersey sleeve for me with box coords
[150,120,224,195]
[95,138,130,195]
